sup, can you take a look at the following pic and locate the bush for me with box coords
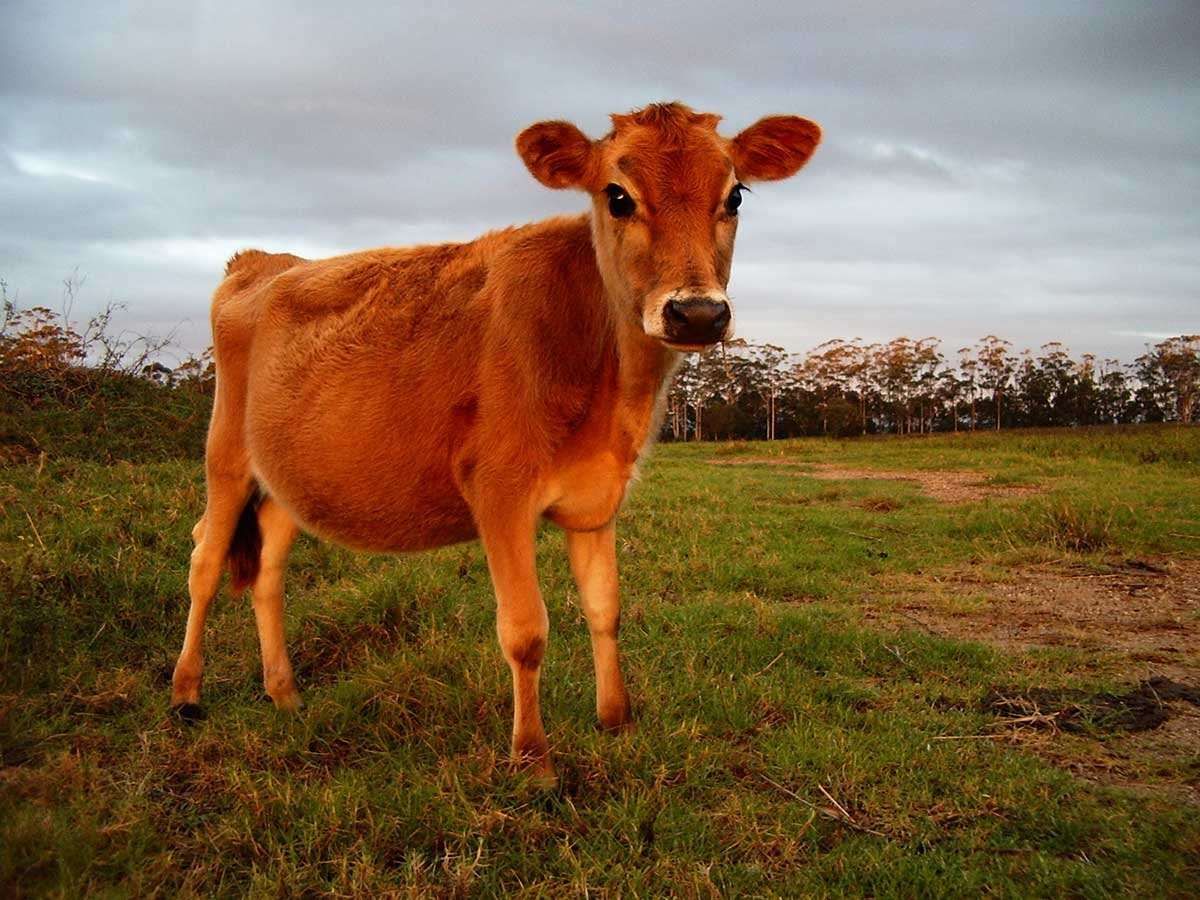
[1,279,214,463]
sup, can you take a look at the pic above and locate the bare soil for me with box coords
[874,559,1200,678]
[872,559,1200,802]
[709,458,1044,502]
[808,464,1044,503]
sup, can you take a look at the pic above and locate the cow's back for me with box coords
[222,241,493,551]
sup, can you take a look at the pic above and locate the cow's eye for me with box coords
[605,184,635,218]
[725,183,745,216]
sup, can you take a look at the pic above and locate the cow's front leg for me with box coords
[478,504,553,779]
[566,521,631,731]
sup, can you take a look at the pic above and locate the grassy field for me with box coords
[2,425,1199,896]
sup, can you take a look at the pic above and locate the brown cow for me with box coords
[171,102,820,778]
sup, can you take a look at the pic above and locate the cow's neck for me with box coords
[612,314,676,409]
[598,262,680,459]
[520,212,678,459]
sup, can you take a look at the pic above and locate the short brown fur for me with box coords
[171,102,820,777]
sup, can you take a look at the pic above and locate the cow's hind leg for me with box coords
[191,515,206,546]
[171,469,253,715]
[249,496,301,710]
[171,387,254,716]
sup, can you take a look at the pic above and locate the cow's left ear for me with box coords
[731,116,822,182]
[516,120,597,190]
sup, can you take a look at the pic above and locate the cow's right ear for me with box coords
[516,120,597,190]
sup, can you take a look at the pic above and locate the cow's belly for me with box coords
[272,463,476,552]
[245,385,477,553]
[253,446,477,552]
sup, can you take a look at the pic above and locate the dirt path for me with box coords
[710,457,1043,502]
[807,464,1044,503]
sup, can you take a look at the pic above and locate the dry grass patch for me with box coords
[859,496,903,512]
[984,678,1200,735]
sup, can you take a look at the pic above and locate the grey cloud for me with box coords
[1,0,1197,366]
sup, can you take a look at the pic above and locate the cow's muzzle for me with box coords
[660,294,732,347]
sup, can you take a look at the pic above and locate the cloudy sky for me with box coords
[2,1,1197,363]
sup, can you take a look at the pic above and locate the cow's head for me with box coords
[517,102,820,350]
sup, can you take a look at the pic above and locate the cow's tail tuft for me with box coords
[227,485,263,595]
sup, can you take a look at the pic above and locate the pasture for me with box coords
[2,426,1198,895]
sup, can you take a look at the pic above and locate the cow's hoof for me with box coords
[270,690,304,712]
[513,744,556,788]
[525,759,558,790]
[171,702,206,724]
[598,710,634,734]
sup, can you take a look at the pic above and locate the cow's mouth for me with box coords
[661,338,721,353]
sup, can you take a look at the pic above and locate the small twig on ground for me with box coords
[24,510,47,552]
[982,694,1074,733]
[750,651,785,678]
[989,710,1064,731]
[817,783,853,821]
[87,621,108,648]
[930,733,1009,741]
[836,528,883,543]
[759,774,886,837]
[891,610,944,637]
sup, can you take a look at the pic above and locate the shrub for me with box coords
[1,278,214,463]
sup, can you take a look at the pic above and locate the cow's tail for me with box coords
[227,485,263,595]
[224,248,271,278]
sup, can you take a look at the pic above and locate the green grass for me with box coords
[2,426,1199,895]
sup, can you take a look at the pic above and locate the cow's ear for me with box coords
[516,120,597,189]
[731,116,821,182]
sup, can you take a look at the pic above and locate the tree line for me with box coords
[664,334,1200,440]
[3,278,1196,446]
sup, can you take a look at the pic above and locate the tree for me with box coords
[957,347,979,431]
[975,335,1015,430]
[1136,336,1200,423]
[753,343,790,440]
[1095,358,1130,425]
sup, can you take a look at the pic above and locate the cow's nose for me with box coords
[663,296,731,345]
